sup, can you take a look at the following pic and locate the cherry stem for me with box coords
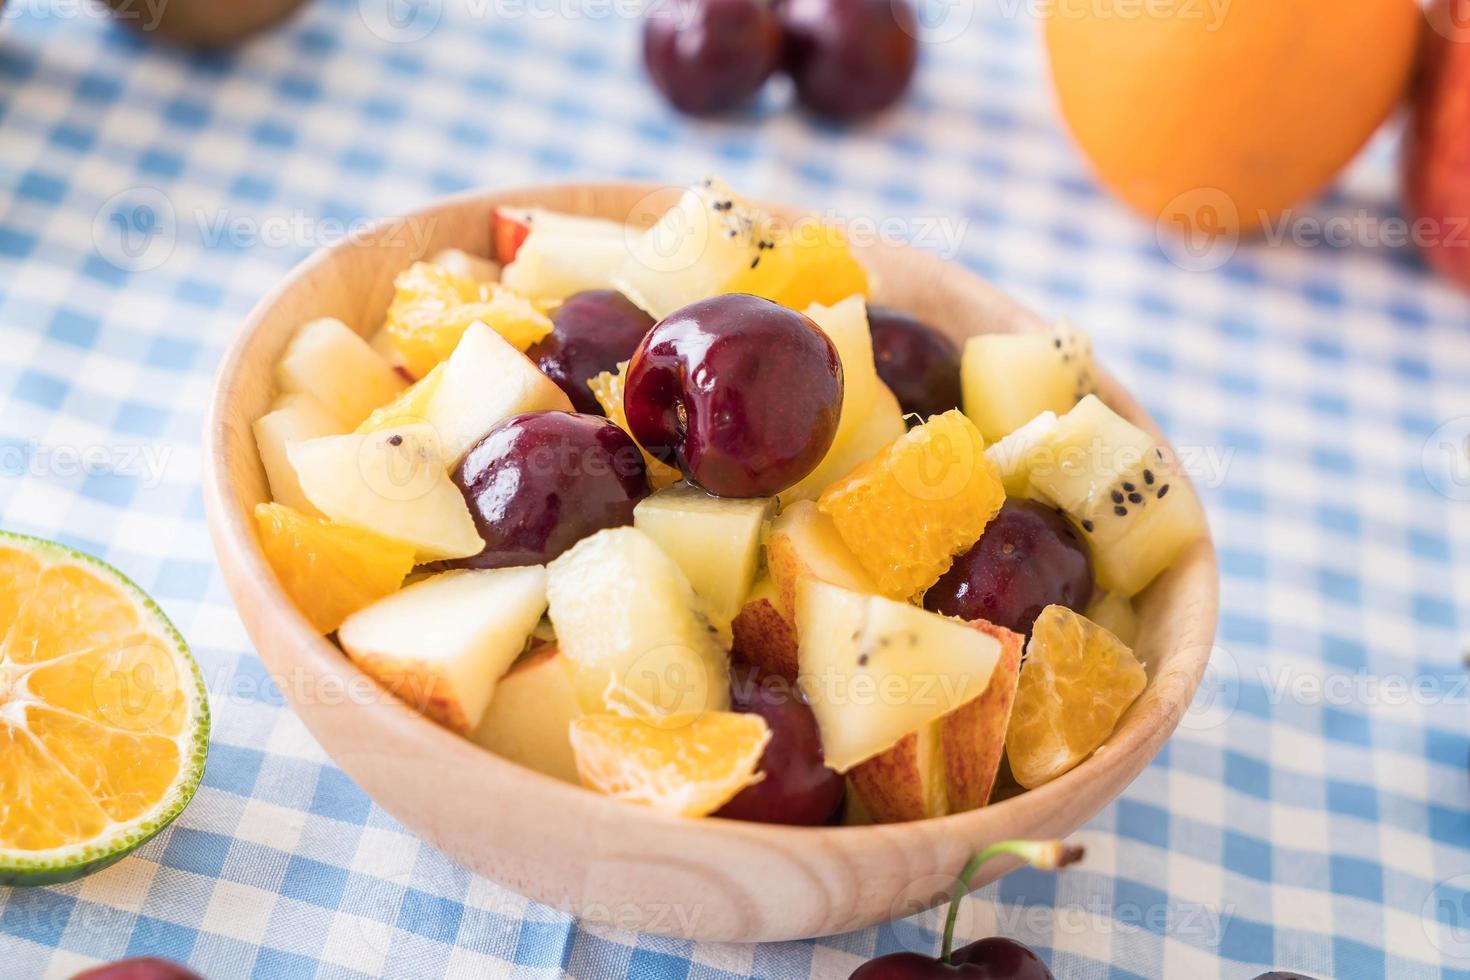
[939,839,1085,964]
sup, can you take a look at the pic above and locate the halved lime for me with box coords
[0,532,209,886]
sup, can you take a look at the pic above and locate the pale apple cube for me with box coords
[501,231,631,304]
[338,566,548,735]
[546,526,730,719]
[803,295,879,450]
[253,392,344,515]
[633,484,775,641]
[474,644,582,784]
[275,317,407,429]
[422,320,572,464]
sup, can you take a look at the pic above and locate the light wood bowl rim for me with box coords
[202,181,1219,941]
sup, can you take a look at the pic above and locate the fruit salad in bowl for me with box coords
[204,180,1217,940]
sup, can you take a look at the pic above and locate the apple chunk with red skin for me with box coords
[337,566,549,735]
[850,620,1023,823]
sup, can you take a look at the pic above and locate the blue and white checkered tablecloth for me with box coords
[1,1,1468,977]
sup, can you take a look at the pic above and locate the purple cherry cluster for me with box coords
[643,0,919,120]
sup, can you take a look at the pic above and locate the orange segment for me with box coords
[724,222,869,311]
[1004,605,1146,789]
[4,563,140,665]
[0,720,111,851]
[817,410,1005,598]
[588,362,682,491]
[385,261,552,377]
[255,502,417,634]
[569,712,770,817]
[25,636,188,737]
[24,704,181,823]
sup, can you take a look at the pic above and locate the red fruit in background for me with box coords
[1405,0,1470,290]
[779,0,919,119]
[644,0,783,116]
[623,294,844,497]
[71,959,204,980]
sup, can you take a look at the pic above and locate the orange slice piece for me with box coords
[1004,604,1146,789]
[569,712,770,817]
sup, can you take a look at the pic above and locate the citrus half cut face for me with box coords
[0,533,209,886]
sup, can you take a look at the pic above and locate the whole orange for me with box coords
[1045,0,1422,235]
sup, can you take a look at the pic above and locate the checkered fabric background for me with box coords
[1,0,1468,976]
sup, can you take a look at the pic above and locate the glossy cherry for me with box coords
[868,305,961,420]
[526,290,654,415]
[623,293,844,497]
[846,840,1082,980]
[643,0,782,115]
[849,939,1053,978]
[71,959,204,980]
[443,412,649,569]
[779,0,919,119]
[923,500,1093,636]
[716,665,845,825]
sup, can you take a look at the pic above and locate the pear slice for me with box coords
[795,577,1002,773]
[422,320,572,465]
[338,567,547,734]
[288,424,483,561]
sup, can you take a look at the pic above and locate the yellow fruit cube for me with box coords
[254,502,416,633]
[818,410,1004,598]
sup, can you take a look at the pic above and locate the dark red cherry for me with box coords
[71,959,204,980]
[716,666,845,825]
[868,305,961,420]
[623,293,843,497]
[526,290,654,415]
[950,937,1054,978]
[923,499,1093,635]
[847,938,1053,979]
[779,0,919,119]
[643,0,782,115]
[443,412,649,568]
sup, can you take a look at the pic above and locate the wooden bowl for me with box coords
[203,183,1218,943]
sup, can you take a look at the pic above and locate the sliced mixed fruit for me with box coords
[0,534,209,886]
[245,176,1206,825]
